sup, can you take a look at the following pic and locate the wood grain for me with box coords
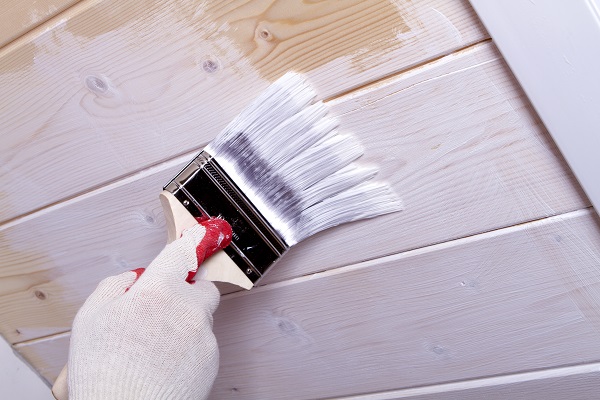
[15,209,600,399]
[0,0,80,48]
[0,42,589,344]
[0,0,486,222]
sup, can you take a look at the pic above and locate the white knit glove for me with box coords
[68,219,232,400]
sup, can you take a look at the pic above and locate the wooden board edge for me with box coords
[338,362,600,399]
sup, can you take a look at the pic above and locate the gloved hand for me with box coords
[67,218,232,400]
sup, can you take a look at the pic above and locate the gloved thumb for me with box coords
[80,269,144,310]
[189,218,232,282]
[140,218,232,283]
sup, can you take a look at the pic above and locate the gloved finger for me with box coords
[139,218,232,283]
[187,218,233,283]
[139,223,207,282]
[187,278,221,315]
[83,268,144,307]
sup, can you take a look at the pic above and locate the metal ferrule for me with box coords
[164,150,289,285]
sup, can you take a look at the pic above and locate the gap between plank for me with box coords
[13,206,594,347]
[0,39,491,229]
[13,331,71,348]
[327,37,492,104]
[0,0,100,56]
[222,207,594,300]
[332,361,600,400]
[0,149,202,230]
[13,322,600,395]
[334,50,498,117]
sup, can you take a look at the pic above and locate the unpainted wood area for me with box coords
[1,0,600,399]
[0,0,80,48]
[16,210,600,398]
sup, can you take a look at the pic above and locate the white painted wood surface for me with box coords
[341,363,600,400]
[469,0,600,215]
[0,0,486,222]
[2,1,600,398]
[0,43,588,344]
[16,209,600,398]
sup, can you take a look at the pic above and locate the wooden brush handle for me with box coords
[52,365,68,399]
[159,191,253,288]
[51,191,253,399]
[160,190,199,244]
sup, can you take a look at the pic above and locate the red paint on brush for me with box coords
[131,268,145,279]
[186,271,196,283]
[125,268,146,292]
[186,218,233,283]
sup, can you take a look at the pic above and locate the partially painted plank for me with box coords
[0,43,589,343]
[0,0,486,221]
[15,209,600,399]
[0,0,80,48]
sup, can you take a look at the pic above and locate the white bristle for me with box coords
[278,133,364,191]
[300,164,379,209]
[206,72,403,245]
[294,182,404,242]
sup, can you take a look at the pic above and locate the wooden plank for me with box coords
[15,340,600,400]
[470,0,600,216]
[0,161,183,342]
[15,209,600,399]
[0,42,589,343]
[341,363,600,399]
[0,0,80,48]
[0,0,486,222]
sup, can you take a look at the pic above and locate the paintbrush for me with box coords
[160,72,402,289]
[52,72,402,399]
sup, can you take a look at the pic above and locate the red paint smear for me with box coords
[186,218,233,283]
[131,268,145,279]
[186,271,196,283]
[125,268,146,292]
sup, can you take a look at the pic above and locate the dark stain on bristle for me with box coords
[220,134,303,224]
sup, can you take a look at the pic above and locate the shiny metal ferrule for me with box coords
[164,151,289,285]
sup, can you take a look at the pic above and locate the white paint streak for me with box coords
[431,7,463,43]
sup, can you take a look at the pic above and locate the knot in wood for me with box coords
[34,290,47,300]
[258,29,273,41]
[255,22,275,42]
[202,57,220,74]
[85,75,109,94]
